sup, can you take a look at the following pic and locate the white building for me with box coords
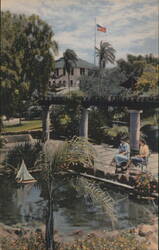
[54,57,95,88]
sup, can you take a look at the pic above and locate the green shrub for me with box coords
[4,141,42,170]
[103,125,129,146]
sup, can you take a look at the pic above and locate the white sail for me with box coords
[16,160,36,182]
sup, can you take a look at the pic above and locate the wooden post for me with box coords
[129,110,142,154]
[42,105,50,142]
[79,108,89,138]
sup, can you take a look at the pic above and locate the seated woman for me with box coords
[131,139,149,166]
[113,136,130,168]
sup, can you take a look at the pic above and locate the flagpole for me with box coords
[94,17,96,65]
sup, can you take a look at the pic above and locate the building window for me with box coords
[80,68,85,75]
[63,68,66,75]
[70,80,73,86]
[71,68,74,75]
[63,80,66,86]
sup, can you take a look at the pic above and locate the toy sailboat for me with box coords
[16,160,37,184]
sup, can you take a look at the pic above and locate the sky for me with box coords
[2,0,158,64]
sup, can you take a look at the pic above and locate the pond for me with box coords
[0,175,156,241]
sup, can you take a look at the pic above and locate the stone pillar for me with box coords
[79,108,89,138]
[42,105,50,142]
[129,110,142,154]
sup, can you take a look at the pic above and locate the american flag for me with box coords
[97,24,107,33]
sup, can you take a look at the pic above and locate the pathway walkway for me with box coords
[93,144,158,177]
[0,139,158,179]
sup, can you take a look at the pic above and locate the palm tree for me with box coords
[36,137,117,250]
[95,41,116,96]
[63,49,77,95]
[96,41,116,69]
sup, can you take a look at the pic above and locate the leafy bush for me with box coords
[141,114,158,151]
[50,97,81,139]
[4,141,42,170]
[141,114,158,127]
[103,125,129,146]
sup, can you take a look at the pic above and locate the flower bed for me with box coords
[134,172,158,195]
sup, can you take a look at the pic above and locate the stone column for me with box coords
[42,105,51,142]
[79,108,89,138]
[129,110,142,154]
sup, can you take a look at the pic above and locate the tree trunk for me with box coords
[68,74,70,96]
[19,117,22,126]
[45,182,55,250]
[0,116,3,132]
[129,110,142,154]
[79,108,89,138]
[42,105,50,142]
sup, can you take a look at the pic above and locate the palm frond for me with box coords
[74,177,117,225]
[67,137,97,167]
[95,41,116,68]
[36,137,98,177]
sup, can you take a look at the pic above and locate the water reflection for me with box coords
[0,176,156,239]
[15,183,45,223]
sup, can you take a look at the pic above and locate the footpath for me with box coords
[93,144,158,178]
[0,138,158,179]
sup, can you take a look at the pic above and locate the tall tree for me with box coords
[79,67,124,97]
[117,54,158,93]
[19,14,58,141]
[95,41,116,69]
[1,11,58,141]
[63,49,77,94]
[14,14,58,96]
[135,64,158,94]
[1,11,29,118]
[95,41,116,96]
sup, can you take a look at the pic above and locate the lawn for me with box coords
[2,120,42,133]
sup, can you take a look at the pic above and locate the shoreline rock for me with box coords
[0,217,158,249]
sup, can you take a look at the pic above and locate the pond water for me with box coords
[0,175,156,241]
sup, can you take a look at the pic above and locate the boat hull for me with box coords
[16,179,37,184]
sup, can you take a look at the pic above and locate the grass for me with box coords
[2,120,42,133]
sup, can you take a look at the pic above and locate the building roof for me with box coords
[55,57,95,69]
